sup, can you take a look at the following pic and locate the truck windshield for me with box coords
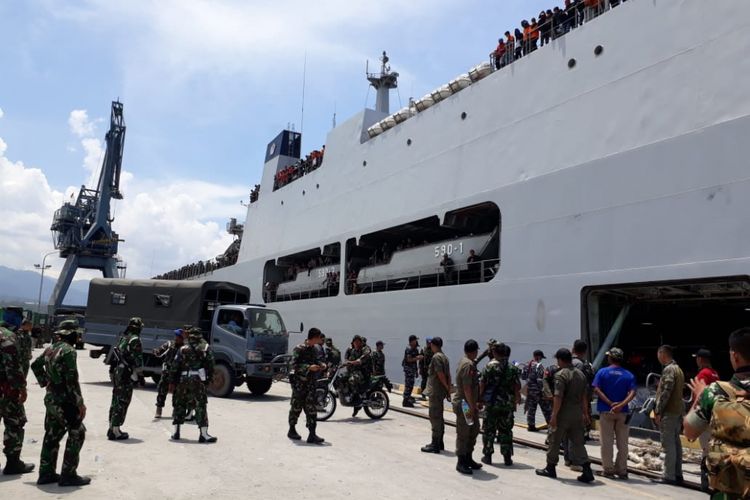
[246,309,286,336]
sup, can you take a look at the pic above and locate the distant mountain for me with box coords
[0,265,90,309]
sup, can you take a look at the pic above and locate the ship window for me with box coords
[111,292,127,305]
[345,202,501,295]
[217,309,246,338]
[263,242,341,303]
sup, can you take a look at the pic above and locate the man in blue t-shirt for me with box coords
[592,347,636,479]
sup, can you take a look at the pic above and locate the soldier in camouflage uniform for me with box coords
[480,343,521,466]
[419,338,434,400]
[402,334,422,408]
[153,328,185,418]
[563,339,595,470]
[0,313,35,475]
[17,319,34,378]
[169,327,216,442]
[371,341,393,392]
[324,337,341,378]
[30,328,90,486]
[108,317,144,440]
[684,327,750,500]
[522,349,551,431]
[287,328,325,444]
[344,335,370,399]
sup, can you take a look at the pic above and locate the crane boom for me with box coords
[48,101,126,313]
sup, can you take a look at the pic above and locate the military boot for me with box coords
[503,453,513,466]
[481,454,492,465]
[198,427,217,443]
[467,454,483,470]
[577,463,595,483]
[107,427,129,440]
[456,455,473,475]
[438,437,445,451]
[402,399,415,408]
[2,454,35,475]
[36,472,61,485]
[306,427,324,444]
[154,407,162,418]
[58,474,91,487]
[420,440,440,453]
[535,463,557,479]
[287,425,301,440]
[170,425,181,441]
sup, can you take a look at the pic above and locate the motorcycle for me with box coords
[315,364,390,421]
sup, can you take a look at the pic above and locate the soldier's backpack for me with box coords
[706,381,750,498]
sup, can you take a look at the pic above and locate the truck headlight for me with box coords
[246,350,262,362]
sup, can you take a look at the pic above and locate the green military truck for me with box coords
[83,278,295,397]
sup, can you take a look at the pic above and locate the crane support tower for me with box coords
[48,101,126,313]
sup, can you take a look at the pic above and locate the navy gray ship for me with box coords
[159,0,750,380]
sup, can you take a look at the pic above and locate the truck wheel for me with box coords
[208,363,235,398]
[246,378,273,396]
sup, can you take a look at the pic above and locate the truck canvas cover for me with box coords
[86,278,250,330]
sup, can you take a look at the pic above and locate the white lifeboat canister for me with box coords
[448,73,472,93]
[383,115,397,129]
[430,84,453,103]
[393,107,411,123]
[379,118,394,132]
[414,93,435,112]
[469,62,493,82]
[367,122,384,138]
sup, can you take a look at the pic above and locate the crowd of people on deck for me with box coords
[274,146,325,191]
[153,241,240,280]
[249,184,260,203]
[490,0,628,69]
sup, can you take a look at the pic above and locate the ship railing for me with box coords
[347,257,500,295]
[266,279,340,303]
[488,0,622,71]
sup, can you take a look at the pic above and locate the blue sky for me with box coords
[0,0,552,282]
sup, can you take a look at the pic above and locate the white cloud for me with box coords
[0,107,4,119]
[0,132,246,282]
[81,137,103,176]
[68,109,96,138]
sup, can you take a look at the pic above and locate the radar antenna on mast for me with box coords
[366,50,399,114]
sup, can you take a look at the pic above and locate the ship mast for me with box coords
[367,51,399,114]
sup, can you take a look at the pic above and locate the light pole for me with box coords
[34,250,57,320]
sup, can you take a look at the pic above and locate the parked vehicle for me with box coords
[84,278,297,397]
[315,364,390,421]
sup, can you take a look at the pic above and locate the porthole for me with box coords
[363,160,367,167]
[302,190,305,196]
[568,58,577,69]
[461,112,467,120]
[407,139,412,146]
[316,184,320,189]
[594,45,603,56]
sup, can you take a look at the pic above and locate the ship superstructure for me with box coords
[162,0,750,380]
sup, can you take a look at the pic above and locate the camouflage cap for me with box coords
[188,327,203,340]
[55,328,78,338]
[606,347,625,361]
[128,317,144,328]
[58,319,82,331]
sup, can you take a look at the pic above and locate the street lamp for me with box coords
[34,250,57,319]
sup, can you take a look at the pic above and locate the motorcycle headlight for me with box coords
[246,350,262,362]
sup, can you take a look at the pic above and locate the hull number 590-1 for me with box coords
[434,242,464,259]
